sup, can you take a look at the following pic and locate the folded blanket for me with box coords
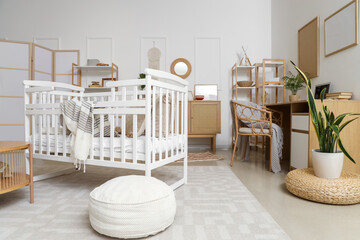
[61,99,93,171]
[271,123,283,173]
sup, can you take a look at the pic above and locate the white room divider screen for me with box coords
[0,40,32,140]
[0,39,80,141]
[32,44,53,81]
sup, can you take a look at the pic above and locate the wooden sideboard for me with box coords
[188,101,221,151]
[266,100,360,174]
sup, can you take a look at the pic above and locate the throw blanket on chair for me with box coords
[234,100,283,173]
[61,99,93,171]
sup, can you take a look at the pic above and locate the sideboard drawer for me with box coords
[292,115,309,131]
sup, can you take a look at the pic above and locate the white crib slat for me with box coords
[121,114,126,162]
[51,95,55,127]
[39,93,43,154]
[121,87,126,163]
[90,114,94,160]
[181,92,185,154]
[31,93,36,153]
[61,96,67,156]
[159,88,163,161]
[171,90,175,157]
[110,87,116,162]
[54,115,58,156]
[152,86,156,163]
[46,92,51,155]
[165,89,169,159]
[133,114,137,163]
[133,86,138,163]
[176,92,180,155]
[100,114,104,161]
[110,114,114,162]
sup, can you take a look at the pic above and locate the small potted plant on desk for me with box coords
[283,71,306,102]
[291,61,359,179]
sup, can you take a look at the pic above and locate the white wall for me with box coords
[0,0,272,148]
[272,0,360,100]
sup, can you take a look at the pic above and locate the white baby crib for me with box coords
[23,69,188,189]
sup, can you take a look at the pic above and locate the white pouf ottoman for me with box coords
[89,175,176,239]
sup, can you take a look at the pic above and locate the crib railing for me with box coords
[24,81,83,158]
[23,69,188,184]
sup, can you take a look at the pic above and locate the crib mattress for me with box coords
[33,134,184,155]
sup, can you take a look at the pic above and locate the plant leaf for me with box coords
[340,117,358,132]
[320,88,326,103]
[338,138,356,164]
[330,125,356,164]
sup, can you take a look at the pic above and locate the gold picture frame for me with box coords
[324,0,359,57]
[298,17,319,78]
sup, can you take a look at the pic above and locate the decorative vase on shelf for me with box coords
[312,150,344,179]
[289,94,300,102]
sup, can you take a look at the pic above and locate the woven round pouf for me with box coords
[89,175,176,239]
[286,168,360,205]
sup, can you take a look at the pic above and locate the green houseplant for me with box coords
[139,73,146,90]
[291,61,359,178]
[282,71,305,102]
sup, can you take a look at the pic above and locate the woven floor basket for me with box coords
[285,168,360,205]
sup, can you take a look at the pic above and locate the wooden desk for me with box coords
[267,100,360,174]
[0,141,34,203]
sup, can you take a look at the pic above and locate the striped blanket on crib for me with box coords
[61,99,93,169]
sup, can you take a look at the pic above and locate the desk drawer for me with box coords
[291,131,309,169]
[292,115,309,131]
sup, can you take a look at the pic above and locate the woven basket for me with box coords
[286,168,360,205]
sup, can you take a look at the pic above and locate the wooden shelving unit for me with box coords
[72,62,119,87]
[231,59,286,153]
[232,59,286,105]
[231,64,256,101]
[256,59,286,106]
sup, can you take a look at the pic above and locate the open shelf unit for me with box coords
[231,64,256,101]
[72,62,119,87]
[256,59,286,106]
[232,59,286,105]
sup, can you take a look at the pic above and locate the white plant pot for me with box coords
[312,149,344,179]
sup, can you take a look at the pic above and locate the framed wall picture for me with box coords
[324,0,359,57]
[298,17,319,78]
[314,83,331,99]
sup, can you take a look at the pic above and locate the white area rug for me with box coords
[0,165,289,240]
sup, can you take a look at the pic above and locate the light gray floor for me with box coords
[220,148,360,240]
[0,156,289,240]
[3,148,360,240]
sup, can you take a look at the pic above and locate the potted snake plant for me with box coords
[291,61,359,179]
[283,72,306,102]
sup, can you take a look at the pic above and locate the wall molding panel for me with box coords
[33,37,61,50]
[86,36,114,64]
[194,37,222,90]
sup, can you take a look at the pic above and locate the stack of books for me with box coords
[326,92,352,100]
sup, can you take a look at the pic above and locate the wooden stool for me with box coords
[0,141,34,203]
[286,168,360,205]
